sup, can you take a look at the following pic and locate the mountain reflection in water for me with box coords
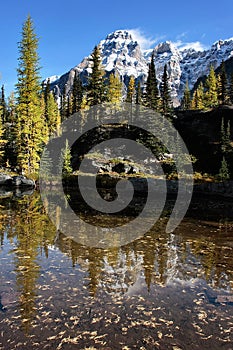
[0,192,233,349]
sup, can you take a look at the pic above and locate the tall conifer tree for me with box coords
[107,73,122,105]
[230,73,233,104]
[136,81,142,105]
[205,65,218,108]
[145,53,159,110]
[181,80,191,110]
[5,92,17,167]
[60,88,68,121]
[88,46,106,106]
[125,76,135,103]
[0,85,8,123]
[219,156,230,181]
[43,79,50,121]
[72,71,83,113]
[220,117,231,155]
[67,95,72,117]
[59,139,72,176]
[191,82,205,110]
[218,61,228,104]
[43,82,60,136]
[160,64,172,114]
[0,107,6,162]
[16,15,47,174]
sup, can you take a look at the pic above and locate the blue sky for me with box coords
[1,0,233,96]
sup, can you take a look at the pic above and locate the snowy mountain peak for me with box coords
[154,41,179,56]
[212,38,233,49]
[104,30,134,43]
[48,30,233,107]
[98,29,146,77]
[99,29,140,62]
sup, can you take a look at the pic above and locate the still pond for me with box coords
[0,191,233,349]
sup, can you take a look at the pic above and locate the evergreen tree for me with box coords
[0,107,6,162]
[4,92,18,167]
[205,65,218,108]
[136,81,142,105]
[145,53,159,110]
[16,15,48,174]
[67,94,72,117]
[229,73,233,104]
[197,82,205,109]
[125,76,135,103]
[191,90,198,110]
[8,92,16,124]
[43,79,50,120]
[218,61,228,105]
[160,64,172,114]
[219,156,230,181]
[60,88,68,121]
[219,118,232,180]
[191,82,205,110]
[40,148,52,181]
[42,79,60,135]
[181,80,191,110]
[87,45,106,106]
[220,117,231,155]
[80,95,89,110]
[0,86,8,165]
[0,85,8,123]
[59,139,72,176]
[106,73,122,105]
[72,71,83,113]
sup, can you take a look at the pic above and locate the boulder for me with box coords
[112,162,126,174]
[0,174,12,186]
[12,176,35,188]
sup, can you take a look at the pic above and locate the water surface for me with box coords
[0,193,233,349]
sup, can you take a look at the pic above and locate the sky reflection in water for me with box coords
[0,193,233,349]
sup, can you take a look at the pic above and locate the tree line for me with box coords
[181,62,233,110]
[59,47,173,116]
[0,15,232,176]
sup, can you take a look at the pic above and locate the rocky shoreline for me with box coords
[62,174,233,199]
[0,173,35,188]
[1,171,233,200]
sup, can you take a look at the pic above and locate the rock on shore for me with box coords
[0,174,35,188]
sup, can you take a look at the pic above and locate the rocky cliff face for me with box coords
[151,41,182,106]
[48,31,233,106]
[174,106,233,174]
[179,39,233,95]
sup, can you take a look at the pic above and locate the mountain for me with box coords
[48,30,148,101]
[48,30,233,106]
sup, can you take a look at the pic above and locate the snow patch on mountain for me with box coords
[44,75,60,84]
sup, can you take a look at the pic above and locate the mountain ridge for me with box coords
[47,30,233,106]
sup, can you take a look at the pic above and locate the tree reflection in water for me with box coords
[0,192,232,347]
[0,194,56,332]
